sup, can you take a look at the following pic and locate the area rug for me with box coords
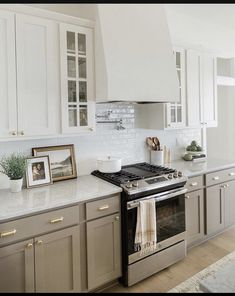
[168,250,235,293]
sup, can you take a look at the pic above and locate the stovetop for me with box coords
[92,162,187,196]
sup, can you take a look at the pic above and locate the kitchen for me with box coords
[0,2,235,293]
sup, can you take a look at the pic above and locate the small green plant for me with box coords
[0,153,27,180]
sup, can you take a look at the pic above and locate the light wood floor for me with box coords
[105,225,235,293]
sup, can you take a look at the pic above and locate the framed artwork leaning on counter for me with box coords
[32,144,77,182]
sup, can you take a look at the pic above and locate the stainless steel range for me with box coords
[92,162,188,286]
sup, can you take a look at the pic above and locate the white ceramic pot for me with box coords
[97,156,122,173]
[10,178,23,193]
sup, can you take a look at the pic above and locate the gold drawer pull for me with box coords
[98,204,109,211]
[229,172,235,176]
[50,217,64,224]
[190,182,198,187]
[0,229,16,238]
[36,240,43,245]
[26,243,33,249]
[213,176,220,181]
[185,195,190,199]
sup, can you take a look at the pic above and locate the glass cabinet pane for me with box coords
[68,81,77,102]
[79,81,87,102]
[78,57,87,78]
[80,105,88,126]
[177,69,181,87]
[177,106,182,123]
[176,52,181,68]
[67,56,76,77]
[171,106,176,123]
[67,32,75,53]
[69,108,77,127]
[78,33,86,55]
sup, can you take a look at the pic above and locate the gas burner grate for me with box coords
[91,170,142,186]
[125,162,176,175]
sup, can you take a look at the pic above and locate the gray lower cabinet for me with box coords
[86,213,121,291]
[35,226,80,292]
[225,179,235,227]
[185,189,204,246]
[0,239,35,292]
[0,225,81,293]
[206,183,225,235]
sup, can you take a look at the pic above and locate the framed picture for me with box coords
[32,144,77,182]
[26,156,53,188]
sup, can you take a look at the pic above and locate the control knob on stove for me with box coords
[125,181,133,188]
[173,171,178,178]
[178,171,183,177]
[168,173,173,179]
[132,180,139,187]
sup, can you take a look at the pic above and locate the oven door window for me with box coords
[127,194,185,257]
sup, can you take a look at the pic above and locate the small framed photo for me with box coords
[32,144,77,182]
[26,156,53,188]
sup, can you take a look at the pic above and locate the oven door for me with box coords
[127,187,187,264]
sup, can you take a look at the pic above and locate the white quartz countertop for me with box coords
[0,175,122,223]
[169,157,235,178]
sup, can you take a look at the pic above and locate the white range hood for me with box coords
[94,4,179,103]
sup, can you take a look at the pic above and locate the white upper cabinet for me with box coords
[186,49,217,128]
[16,14,58,137]
[60,23,95,134]
[0,11,17,138]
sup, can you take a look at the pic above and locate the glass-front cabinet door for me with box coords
[166,47,186,128]
[60,23,95,133]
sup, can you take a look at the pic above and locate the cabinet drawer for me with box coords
[185,176,203,192]
[86,195,120,220]
[0,205,79,246]
[206,167,235,186]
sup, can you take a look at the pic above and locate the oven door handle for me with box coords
[127,188,188,210]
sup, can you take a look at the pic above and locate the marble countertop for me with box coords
[0,175,122,223]
[169,157,235,178]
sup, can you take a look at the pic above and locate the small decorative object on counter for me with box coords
[0,153,27,193]
[183,140,206,162]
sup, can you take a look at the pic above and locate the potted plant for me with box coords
[0,153,27,193]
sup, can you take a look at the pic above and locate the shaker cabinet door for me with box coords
[34,226,81,293]
[0,10,17,138]
[86,214,121,291]
[0,239,34,292]
[16,14,58,137]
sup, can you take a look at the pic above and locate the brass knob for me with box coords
[26,243,33,249]
[20,131,25,136]
[115,216,119,221]
[36,240,43,245]
[10,131,16,136]
[185,195,190,199]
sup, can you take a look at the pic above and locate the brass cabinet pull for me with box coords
[98,204,109,211]
[185,195,190,199]
[20,131,25,136]
[36,240,43,245]
[213,176,220,181]
[0,229,16,238]
[190,182,198,187]
[221,184,227,189]
[50,217,64,224]
[115,216,119,221]
[10,131,16,136]
[26,243,33,249]
[229,172,235,176]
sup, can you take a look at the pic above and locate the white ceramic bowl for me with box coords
[97,156,122,173]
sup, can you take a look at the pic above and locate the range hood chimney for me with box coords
[94,4,179,103]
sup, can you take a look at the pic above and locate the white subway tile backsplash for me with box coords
[0,103,201,188]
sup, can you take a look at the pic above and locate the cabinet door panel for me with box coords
[0,239,34,292]
[186,189,204,246]
[225,179,235,227]
[16,14,58,136]
[35,226,81,292]
[202,53,217,127]
[87,214,121,291]
[206,184,225,235]
[186,49,202,127]
[0,11,17,138]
